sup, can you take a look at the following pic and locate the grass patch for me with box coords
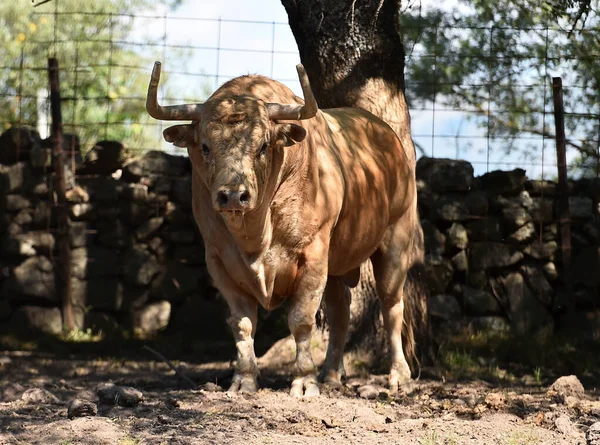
[60,328,104,343]
[436,327,600,383]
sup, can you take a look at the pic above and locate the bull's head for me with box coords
[146,62,318,217]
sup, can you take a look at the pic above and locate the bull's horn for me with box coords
[266,64,318,121]
[146,61,204,121]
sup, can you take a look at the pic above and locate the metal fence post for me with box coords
[48,57,74,332]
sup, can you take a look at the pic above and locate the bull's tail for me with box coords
[401,210,434,375]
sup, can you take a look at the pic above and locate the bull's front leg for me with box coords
[288,241,328,398]
[226,294,259,393]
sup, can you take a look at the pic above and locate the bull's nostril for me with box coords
[239,190,250,204]
[217,191,229,206]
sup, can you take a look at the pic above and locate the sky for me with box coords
[128,0,571,179]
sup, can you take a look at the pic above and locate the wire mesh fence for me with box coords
[1,2,598,178]
[1,1,599,335]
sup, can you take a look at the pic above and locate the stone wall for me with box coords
[417,157,599,337]
[0,126,598,340]
[0,126,219,338]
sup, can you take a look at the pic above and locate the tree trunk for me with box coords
[281,0,431,370]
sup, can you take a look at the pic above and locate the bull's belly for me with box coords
[327,215,391,275]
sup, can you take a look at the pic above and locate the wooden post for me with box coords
[48,58,74,331]
[552,77,573,316]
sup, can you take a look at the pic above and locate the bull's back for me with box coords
[318,108,414,275]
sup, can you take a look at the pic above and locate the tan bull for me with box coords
[146,62,420,397]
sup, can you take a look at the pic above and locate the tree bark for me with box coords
[281,0,431,369]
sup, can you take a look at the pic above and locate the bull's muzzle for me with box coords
[214,187,252,212]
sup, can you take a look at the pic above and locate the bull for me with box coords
[146,61,421,397]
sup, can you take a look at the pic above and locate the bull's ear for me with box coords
[277,123,307,147]
[163,124,195,148]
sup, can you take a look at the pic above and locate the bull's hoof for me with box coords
[388,364,411,394]
[227,374,258,394]
[318,368,343,388]
[290,375,320,398]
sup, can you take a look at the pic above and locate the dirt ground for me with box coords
[0,337,599,445]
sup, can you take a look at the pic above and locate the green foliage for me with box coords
[401,0,600,177]
[0,0,188,154]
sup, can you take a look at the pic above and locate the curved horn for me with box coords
[146,61,204,121]
[266,64,318,121]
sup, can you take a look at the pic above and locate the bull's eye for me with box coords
[201,144,210,157]
[258,142,268,157]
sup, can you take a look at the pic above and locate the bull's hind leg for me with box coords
[318,276,350,387]
[371,221,413,392]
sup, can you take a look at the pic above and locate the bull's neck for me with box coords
[220,207,273,257]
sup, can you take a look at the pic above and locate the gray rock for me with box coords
[586,421,600,445]
[122,151,190,182]
[525,180,556,196]
[523,240,558,260]
[470,242,524,269]
[79,140,123,175]
[542,223,558,241]
[508,222,536,243]
[67,399,98,419]
[21,388,60,404]
[12,306,62,335]
[422,220,446,257]
[123,246,161,286]
[447,223,468,250]
[97,383,143,407]
[0,162,27,193]
[543,262,558,281]
[519,263,553,305]
[70,203,96,221]
[423,257,453,294]
[121,183,149,202]
[415,157,474,192]
[582,221,599,242]
[570,196,593,218]
[451,250,469,272]
[357,384,380,400]
[496,272,552,334]
[502,205,532,231]
[1,232,55,257]
[548,375,585,402]
[136,217,164,240]
[434,198,470,221]
[480,168,526,194]
[464,191,489,216]
[4,194,31,211]
[78,176,123,202]
[70,222,89,248]
[530,198,554,223]
[428,294,461,320]
[470,316,511,333]
[461,286,503,315]
[132,301,171,335]
[4,256,56,301]
[466,218,503,242]
[467,269,488,289]
[0,126,41,165]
